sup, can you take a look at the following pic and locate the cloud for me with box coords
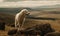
[4,0,21,2]
[0,0,3,2]
[0,1,60,8]
[3,0,60,2]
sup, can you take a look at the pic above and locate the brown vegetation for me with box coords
[0,11,60,36]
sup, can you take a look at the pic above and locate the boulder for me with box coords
[0,22,5,30]
[44,32,60,36]
[8,29,17,35]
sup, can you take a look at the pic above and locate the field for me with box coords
[0,10,60,36]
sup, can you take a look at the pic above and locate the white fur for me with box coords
[15,9,30,30]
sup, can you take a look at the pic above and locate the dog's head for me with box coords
[21,9,30,15]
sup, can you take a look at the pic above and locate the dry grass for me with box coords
[0,31,7,36]
[18,18,60,32]
[0,11,60,36]
[0,19,60,36]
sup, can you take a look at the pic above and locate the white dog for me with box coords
[15,9,30,30]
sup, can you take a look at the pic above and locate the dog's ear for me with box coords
[21,9,28,12]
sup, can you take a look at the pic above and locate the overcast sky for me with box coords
[0,0,60,8]
[3,0,60,1]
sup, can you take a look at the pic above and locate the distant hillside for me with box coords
[0,7,32,15]
[0,13,15,24]
[0,4,60,15]
[31,4,60,11]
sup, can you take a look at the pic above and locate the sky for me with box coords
[3,0,60,1]
[0,0,60,8]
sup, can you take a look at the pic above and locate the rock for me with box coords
[8,29,17,35]
[44,32,60,36]
[0,22,5,30]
